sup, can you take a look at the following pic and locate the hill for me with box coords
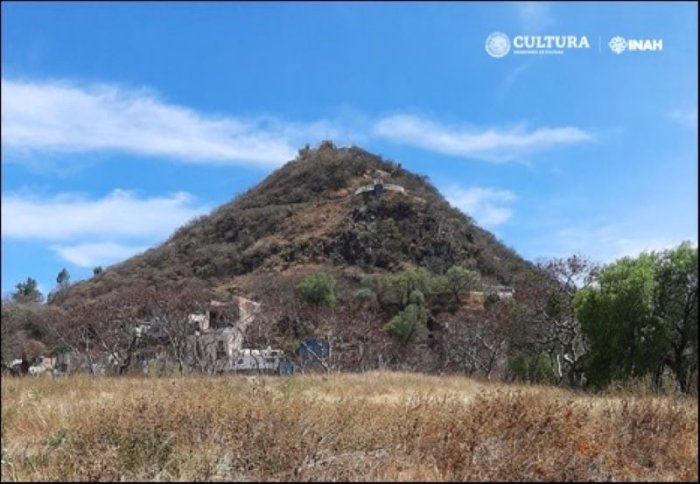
[34,141,544,374]
[58,140,532,304]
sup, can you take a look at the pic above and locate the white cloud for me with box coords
[2,189,210,241]
[443,186,516,227]
[528,224,697,264]
[2,77,595,167]
[51,242,149,268]
[1,78,336,167]
[2,189,211,267]
[515,2,555,33]
[374,114,592,162]
[669,108,698,130]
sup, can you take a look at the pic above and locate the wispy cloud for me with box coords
[2,77,595,168]
[443,186,516,228]
[496,64,529,102]
[526,223,697,264]
[515,2,555,33]
[51,242,149,268]
[2,189,211,268]
[2,189,210,241]
[669,108,698,130]
[1,78,336,167]
[374,114,592,162]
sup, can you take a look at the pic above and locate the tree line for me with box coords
[2,242,697,394]
[292,242,697,393]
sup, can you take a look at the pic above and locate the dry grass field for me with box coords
[1,372,697,481]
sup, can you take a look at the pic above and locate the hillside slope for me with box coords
[58,141,532,303]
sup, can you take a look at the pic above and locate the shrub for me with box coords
[445,265,481,303]
[296,273,337,307]
[352,288,377,307]
[508,352,557,384]
[529,352,557,384]
[484,292,500,310]
[508,353,529,382]
[387,268,437,308]
[384,303,428,344]
[408,289,425,306]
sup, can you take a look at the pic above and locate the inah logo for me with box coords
[609,36,628,54]
[485,32,511,58]
[609,36,663,54]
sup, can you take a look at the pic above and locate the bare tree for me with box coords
[59,287,161,375]
[143,286,209,374]
[2,300,68,369]
[441,300,515,379]
[512,255,600,386]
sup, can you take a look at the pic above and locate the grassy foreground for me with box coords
[1,372,697,481]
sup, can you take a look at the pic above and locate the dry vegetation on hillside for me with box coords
[2,372,696,481]
[56,142,530,305]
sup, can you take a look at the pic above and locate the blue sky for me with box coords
[2,2,697,298]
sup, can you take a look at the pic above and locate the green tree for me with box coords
[508,352,529,382]
[575,254,663,389]
[359,275,391,309]
[93,266,104,276]
[445,265,481,304]
[48,268,72,304]
[56,268,70,287]
[575,243,698,392]
[529,352,557,384]
[296,273,337,307]
[12,277,43,304]
[507,352,556,384]
[384,303,428,345]
[653,242,698,392]
[387,268,436,308]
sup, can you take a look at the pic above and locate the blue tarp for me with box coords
[295,339,330,361]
